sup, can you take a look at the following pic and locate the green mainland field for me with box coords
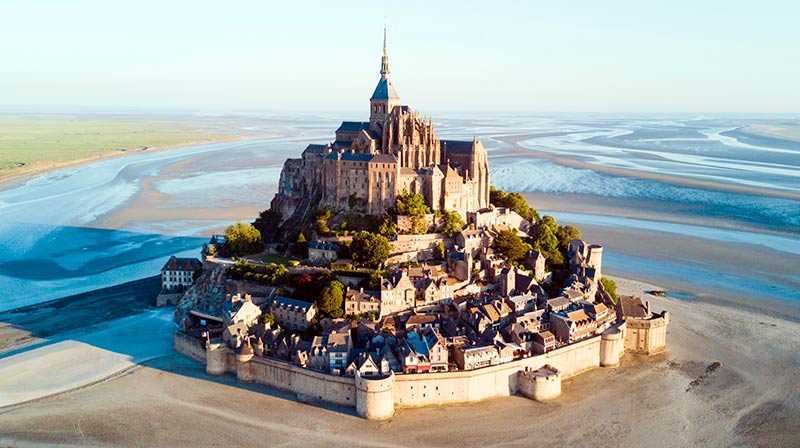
[0,115,232,177]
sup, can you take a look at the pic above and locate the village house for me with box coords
[270,296,318,331]
[453,344,499,370]
[223,294,262,327]
[309,332,353,374]
[308,240,339,264]
[400,329,449,373]
[532,331,556,354]
[550,308,598,343]
[345,352,388,377]
[344,287,381,316]
[380,271,415,316]
[161,256,201,293]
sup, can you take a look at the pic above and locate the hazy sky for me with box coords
[1,0,798,113]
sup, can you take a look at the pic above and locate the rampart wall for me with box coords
[173,332,207,363]
[173,329,626,420]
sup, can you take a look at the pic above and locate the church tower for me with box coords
[369,24,401,131]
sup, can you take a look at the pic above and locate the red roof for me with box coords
[162,256,202,272]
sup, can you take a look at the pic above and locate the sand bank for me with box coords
[0,135,269,194]
[494,134,800,202]
[0,276,797,447]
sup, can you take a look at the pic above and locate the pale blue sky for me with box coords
[1,0,798,113]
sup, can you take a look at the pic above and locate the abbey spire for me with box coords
[370,22,400,128]
[380,22,390,77]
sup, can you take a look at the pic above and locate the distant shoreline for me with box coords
[0,135,270,194]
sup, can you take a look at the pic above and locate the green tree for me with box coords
[434,241,446,260]
[225,221,263,256]
[555,224,582,250]
[263,263,291,285]
[350,231,391,269]
[393,191,430,216]
[260,313,276,326]
[318,280,345,317]
[378,218,398,238]
[495,229,531,263]
[600,277,618,303]
[441,210,464,237]
[489,186,540,222]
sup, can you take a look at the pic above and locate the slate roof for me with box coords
[341,153,374,162]
[303,144,327,155]
[272,296,315,312]
[309,241,339,252]
[442,140,475,155]
[618,295,650,318]
[370,77,400,100]
[369,154,397,164]
[336,121,371,133]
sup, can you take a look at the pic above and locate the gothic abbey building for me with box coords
[271,29,490,223]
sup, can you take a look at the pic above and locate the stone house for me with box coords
[380,271,416,316]
[453,344,499,370]
[344,287,381,316]
[270,296,318,331]
[550,308,597,343]
[309,333,352,374]
[532,331,556,354]
[161,256,201,293]
[223,294,261,327]
[524,250,547,283]
[308,240,339,265]
[346,352,389,377]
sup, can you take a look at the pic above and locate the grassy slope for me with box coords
[0,115,232,176]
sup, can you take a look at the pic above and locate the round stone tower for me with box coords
[519,365,562,402]
[206,340,228,376]
[235,340,256,382]
[355,371,395,420]
[600,322,625,367]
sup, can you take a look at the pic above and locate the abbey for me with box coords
[272,28,490,222]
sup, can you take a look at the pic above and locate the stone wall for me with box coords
[391,335,602,407]
[173,332,207,363]
[174,330,627,419]
[388,233,454,263]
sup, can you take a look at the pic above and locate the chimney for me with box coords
[360,287,364,293]
[646,300,651,316]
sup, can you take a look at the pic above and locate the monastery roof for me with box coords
[438,164,461,178]
[332,141,352,150]
[369,154,397,164]
[442,139,475,155]
[162,256,202,272]
[336,121,371,133]
[303,144,327,155]
[371,77,400,100]
[341,152,374,162]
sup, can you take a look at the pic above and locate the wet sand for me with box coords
[0,277,798,447]
[493,134,800,202]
